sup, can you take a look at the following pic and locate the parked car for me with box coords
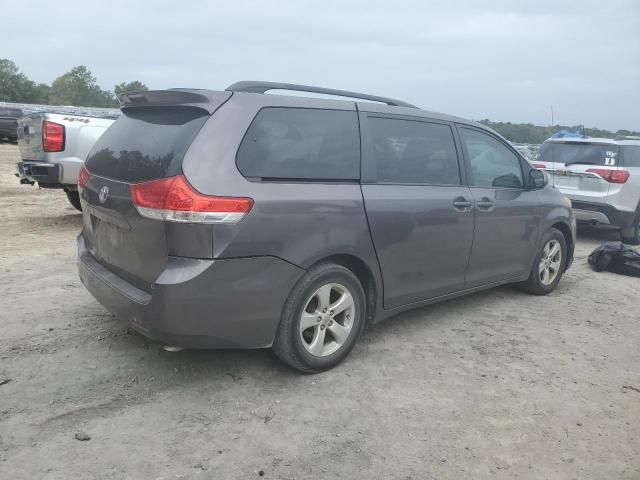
[77,82,576,372]
[16,109,119,210]
[0,106,22,142]
[534,136,640,244]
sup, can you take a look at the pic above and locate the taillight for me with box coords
[130,175,253,224]
[532,163,546,169]
[586,168,630,184]
[42,121,65,152]
[78,164,90,189]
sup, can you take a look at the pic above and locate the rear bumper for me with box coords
[77,235,304,349]
[16,161,62,185]
[16,157,82,187]
[571,201,636,228]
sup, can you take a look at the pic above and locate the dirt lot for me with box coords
[0,142,638,480]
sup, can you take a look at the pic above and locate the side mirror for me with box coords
[529,169,547,189]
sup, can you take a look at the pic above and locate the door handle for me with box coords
[453,197,473,212]
[476,197,495,211]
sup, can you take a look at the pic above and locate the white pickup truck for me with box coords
[15,106,120,210]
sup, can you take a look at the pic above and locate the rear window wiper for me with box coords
[564,161,597,167]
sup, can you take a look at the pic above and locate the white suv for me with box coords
[534,136,640,244]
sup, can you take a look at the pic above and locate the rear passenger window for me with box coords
[459,128,524,189]
[367,117,460,185]
[622,146,640,167]
[236,108,360,180]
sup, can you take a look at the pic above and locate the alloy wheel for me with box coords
[539,239,562,285]
[299,283,355,357]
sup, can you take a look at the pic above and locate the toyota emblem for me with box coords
[99,186,109,204]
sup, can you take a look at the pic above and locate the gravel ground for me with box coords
[0,142,638,480]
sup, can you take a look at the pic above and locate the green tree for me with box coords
[114,80,148,97]
[49,65,116,107]
[0,58,45,103]
[32,83,51,104]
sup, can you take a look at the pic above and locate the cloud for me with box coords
[3,0,639,130]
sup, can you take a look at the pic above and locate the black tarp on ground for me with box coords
[588,241,640,277]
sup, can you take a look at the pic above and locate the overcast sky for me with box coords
[3,0,639,130]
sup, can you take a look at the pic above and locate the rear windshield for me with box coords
[236,107,360,181]
[537,142,620,167]
[85,107,208,183]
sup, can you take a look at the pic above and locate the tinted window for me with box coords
[460,128,523,189]
[537,142,619,166]
[368,117,460,185]
[236,108,360,180]
[85,107,208,183]
[622,145,640,167]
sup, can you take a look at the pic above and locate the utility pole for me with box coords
[550,105,554,126]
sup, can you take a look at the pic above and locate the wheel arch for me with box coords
[550,221,574,271]
[310,253,379,325]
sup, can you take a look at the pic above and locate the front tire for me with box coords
[65,190,82,212]
[272,263,366,373]
[520,228,567,295]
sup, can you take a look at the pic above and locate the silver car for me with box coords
[534,136,640,244]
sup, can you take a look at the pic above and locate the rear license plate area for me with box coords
[554,175,579,189]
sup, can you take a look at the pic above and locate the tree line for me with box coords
[478,119,639,144]
[0,59,147,108]
[2,58,638,143]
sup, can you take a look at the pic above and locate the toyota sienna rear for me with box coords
[78,82,575,372]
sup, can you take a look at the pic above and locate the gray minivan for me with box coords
[77,82,575,372]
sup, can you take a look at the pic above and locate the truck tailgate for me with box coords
[17,113,45,161]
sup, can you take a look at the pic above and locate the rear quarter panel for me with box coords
[607,166,640,213]
[181,93,384,304]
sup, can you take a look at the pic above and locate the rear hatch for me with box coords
[535,141,622,203]
[80,90,231,290]
[17,113,45,160]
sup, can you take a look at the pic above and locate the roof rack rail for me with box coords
[226,81,418,108]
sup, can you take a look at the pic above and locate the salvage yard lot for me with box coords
[0,143,638,479]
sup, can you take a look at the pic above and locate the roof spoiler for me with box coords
[118,89,231,114]
[226,81,418,108]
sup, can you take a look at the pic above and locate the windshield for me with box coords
[537,142,620,167]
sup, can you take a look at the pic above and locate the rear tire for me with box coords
[65,190,82,212]
[272,263,366,373]
[620,221,640,245]
[520,228,567,295]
